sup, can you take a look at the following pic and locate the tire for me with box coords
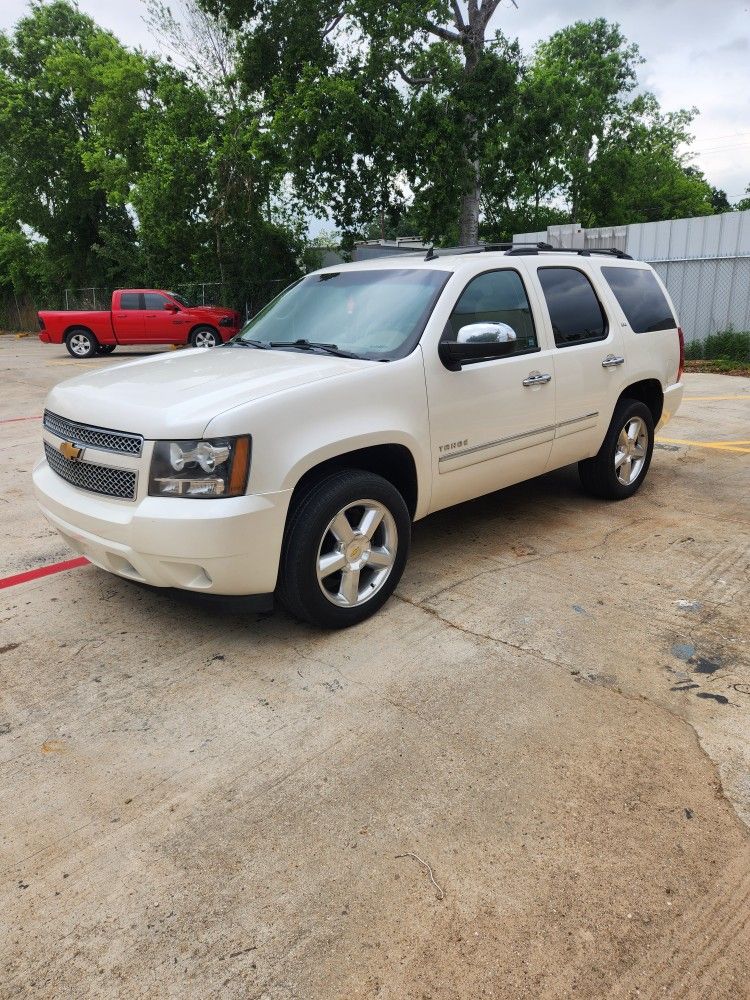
[65,328,98,359]
[277,470,411,629]
[97,344,116,355]
[578,399,654,500]
[190,326,219,349]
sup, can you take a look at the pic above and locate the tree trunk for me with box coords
[458,151,481,245]
[458,25,482,245]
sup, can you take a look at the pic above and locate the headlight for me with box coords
[149,436,251,498]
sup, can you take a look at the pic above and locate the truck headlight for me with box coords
[149,436,251,498]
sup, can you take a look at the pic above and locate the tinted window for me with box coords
[144,292,170,310]
[601,266,676,333]
[538,267,607,346]
[120,292,141,310]
[446,269,538,355]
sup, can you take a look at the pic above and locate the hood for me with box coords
[46,346,371,439]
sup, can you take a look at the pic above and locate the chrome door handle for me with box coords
[602,354,625,368]
[522,371,552,386]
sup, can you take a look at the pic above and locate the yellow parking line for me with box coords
[684,395,749,401]
[657,436,750,454]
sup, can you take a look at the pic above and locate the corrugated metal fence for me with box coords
[515,210,750,343]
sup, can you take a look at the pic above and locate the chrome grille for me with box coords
[44,442,137,500]
[43,410,143,456]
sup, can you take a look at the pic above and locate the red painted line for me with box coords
[0,556,89,590]
[0,415,42,424]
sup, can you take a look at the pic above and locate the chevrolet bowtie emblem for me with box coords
[59,440,84,461]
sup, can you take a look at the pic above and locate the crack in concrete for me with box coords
[393,591,750,836]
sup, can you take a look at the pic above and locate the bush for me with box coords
[684,330,749,363]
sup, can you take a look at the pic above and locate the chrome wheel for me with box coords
[193,329,218,348]
[69,333,93,356]
[316,499,398,608]
[615,416,648,486]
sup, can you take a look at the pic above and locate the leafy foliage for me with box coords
[0,0,743,328]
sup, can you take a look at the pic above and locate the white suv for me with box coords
[34,244,684,628]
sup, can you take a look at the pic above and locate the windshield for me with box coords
[237,268,450,360]
[169,292,192,308]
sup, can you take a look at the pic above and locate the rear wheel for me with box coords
[97,344,116,355]
[579,399,654,500]
[190,326,219,349]
[65,328,98,359]
[277,470,410,628]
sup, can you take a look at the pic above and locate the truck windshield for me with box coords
[237,269,450,360]
[169,292,192,307]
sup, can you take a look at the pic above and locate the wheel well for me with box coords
[618,379,663,426]
[290,445,419,519]
[189,323,218,340]
[64,325,95,341]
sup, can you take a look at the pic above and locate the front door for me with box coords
[142,291,184,343]
[424,267,556,514]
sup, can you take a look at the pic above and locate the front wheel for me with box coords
[578,399,654,500]
[65,328,98,358]
[277,470,411,628]
[190,326,219,349]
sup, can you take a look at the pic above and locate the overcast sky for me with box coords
[2,0,749,203]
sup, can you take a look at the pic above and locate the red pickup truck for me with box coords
[38,289,242,358]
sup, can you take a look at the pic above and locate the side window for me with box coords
[120,292,141,310]
[143,292,170,310]
[601,266,676,333]
[538,267,608,347]
[446,269,538,355]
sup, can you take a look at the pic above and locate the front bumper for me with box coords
[33,458,291,596]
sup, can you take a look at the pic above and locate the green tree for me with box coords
[526,19,641,224]
[580,98,714,225]
[201,0,522,244]
[0,1,150,291]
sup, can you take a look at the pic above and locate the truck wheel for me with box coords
[97,344,116,355]
[277,470,411,629]
[65,328,98,358]
[578,399,654,500]
[190,326,219,349]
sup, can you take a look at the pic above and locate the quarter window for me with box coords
[120,292,141,310]
[538,267,608,347]
[446,270,538,356]
[143,292,170,310]
[601,266,676,333]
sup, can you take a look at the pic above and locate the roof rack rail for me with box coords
[505,245,632,260]
[424,241,552,261]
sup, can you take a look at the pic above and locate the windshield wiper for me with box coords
[268,339,362,359]
[223,338,270,349]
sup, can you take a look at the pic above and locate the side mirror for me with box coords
[165,303,180,312]
[439,322,517,370]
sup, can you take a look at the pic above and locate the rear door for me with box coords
[532,264,627,470]
[111,291,145,343]
[423,266,556,513]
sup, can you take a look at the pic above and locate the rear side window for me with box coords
[538,267,608,347]
[144,292,170,310]
[120,292,141,310]
[446,269,538,355]
[601,267,676,333]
